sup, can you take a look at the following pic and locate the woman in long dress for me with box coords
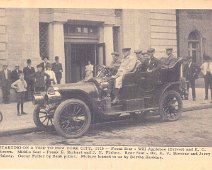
[84,61,94,81]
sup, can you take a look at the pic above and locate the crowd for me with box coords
[0,56,63,116]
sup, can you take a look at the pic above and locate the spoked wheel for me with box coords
[33,104,55,131]
[159,90,183,121]
[54,99,91,138]
[0,111,3,122]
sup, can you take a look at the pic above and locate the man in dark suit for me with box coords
[145,48,160,72]
[23,59,35,101]
[184,56,200,101]
[0,63,12,104]
[52,56,63,84]
[161,48,177,68]
[40,57,50,71]
[11,65,22,83]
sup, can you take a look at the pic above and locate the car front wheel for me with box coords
[53,99,91,138]
[159,90,183,121]
[33,104,55,131]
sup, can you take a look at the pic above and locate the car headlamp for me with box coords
[47,86,59,95]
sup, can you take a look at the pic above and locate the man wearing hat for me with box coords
[111,48,137,103]
[110,52,121,75]
[11,64,22,83]
[40,57,50,71]
[134,49,146,71]
[200,54,212,101]
[142,51,149,59]
[23,59,35,101]
[145,48,160,72]
[52,56,63,84]
[184,56,200,101]
[161,48,177,68]
[0,62,12,104]
[32,64,50,92]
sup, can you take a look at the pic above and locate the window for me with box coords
[188,31,200,63]
[39,23,49,59]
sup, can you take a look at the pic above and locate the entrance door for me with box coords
[65,43,105,83]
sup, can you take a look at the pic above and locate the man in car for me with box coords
[161,48,177,68]
[110,52,121,75]
[111,48,137,103]
[134,49,146,71]
[145,48,160,72]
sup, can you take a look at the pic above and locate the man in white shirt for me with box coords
[111,48,137,103]
[200,54,212,101]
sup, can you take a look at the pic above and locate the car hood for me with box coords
[53,80,99,95]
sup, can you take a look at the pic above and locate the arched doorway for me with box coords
[188,31,201,64]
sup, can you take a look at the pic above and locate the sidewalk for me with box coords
[0,88,212,136]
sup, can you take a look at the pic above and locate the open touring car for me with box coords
[32,58,184,138]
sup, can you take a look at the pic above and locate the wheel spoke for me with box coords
[41,117,47,123]
[46,118,50,126]
[39,115,47,118]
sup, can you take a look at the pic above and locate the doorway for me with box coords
[65,43,105,83]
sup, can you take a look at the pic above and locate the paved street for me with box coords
[0,88,211,134]
[0,108,211,146]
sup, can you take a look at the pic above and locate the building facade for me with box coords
[0,8,177,85]
[178,9,212,66]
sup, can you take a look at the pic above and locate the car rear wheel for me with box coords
[159,90,182,121]
[53,99,91,138]
[33,104,55,131]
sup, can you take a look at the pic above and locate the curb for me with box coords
[0,127,39,137]
[182,104,212,112]
[0,104,212,137]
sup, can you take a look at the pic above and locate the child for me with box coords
[45,63,57,89]
[33,64,49,92]
[11,72,27,116]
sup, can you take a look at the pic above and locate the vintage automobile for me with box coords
[32,58,184,138]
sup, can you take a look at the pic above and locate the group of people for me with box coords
[109,47,177,103]
[0,56,63,116]
[183,54,212,102]
[109,47,212,103]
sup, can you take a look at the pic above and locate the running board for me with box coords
[104,107,159,116]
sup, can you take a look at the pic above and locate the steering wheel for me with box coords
[97,65,112,77]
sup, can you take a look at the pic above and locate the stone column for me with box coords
[103,25,114,66]
[48,22,65,84]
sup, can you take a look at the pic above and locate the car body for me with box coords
[32,58,184,138]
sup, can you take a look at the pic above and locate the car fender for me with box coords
[59,89,100,122]
[153,81,181,106]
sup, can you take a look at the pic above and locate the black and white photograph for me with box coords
[0,8,212,146]
[0,2,212,169]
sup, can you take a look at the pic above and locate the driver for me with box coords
[110,52,121,75]
[145,48,160,72]
[111,48,137,103]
